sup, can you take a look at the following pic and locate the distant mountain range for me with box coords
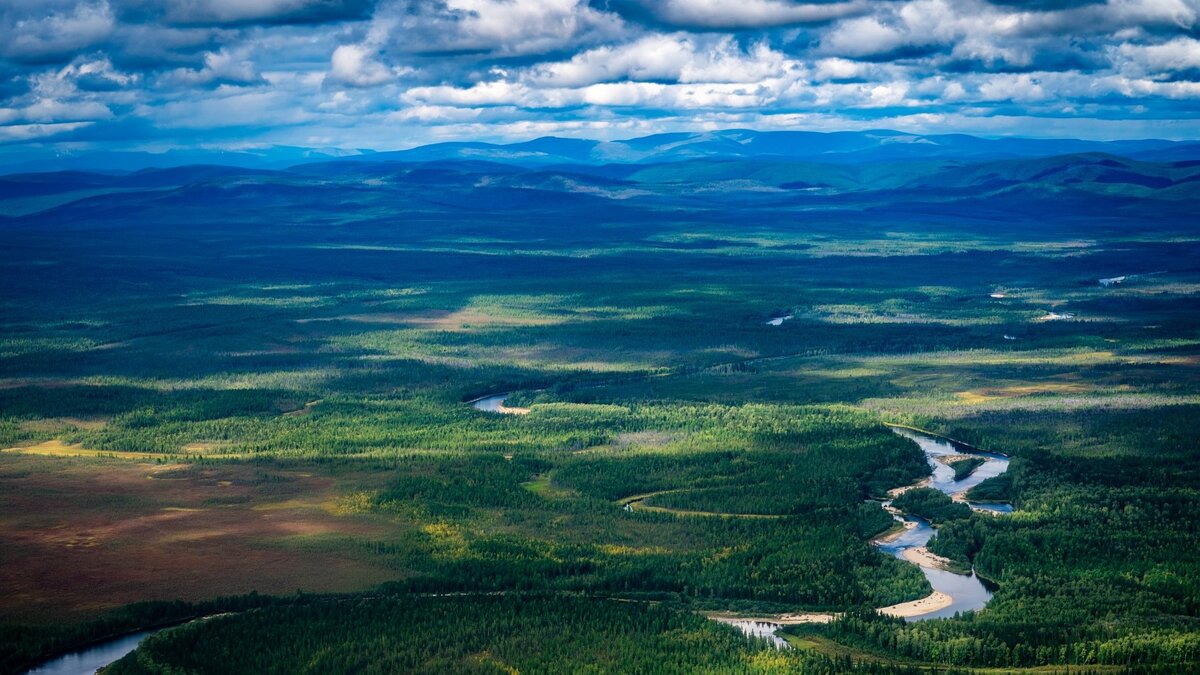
[4,129,1200,175]
[2,129,1198,228]
[341,130,1200,167]
[0,146,356,175]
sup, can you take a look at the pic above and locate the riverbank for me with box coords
[471,397,1008,638]
[902,546,953,570]
[705,611,834,625]
[878,591,954,618]
[704,585,956,626]
[469,394,531,415]
[872,519,916,544]
[870,425,1013,622]
[886,475,931,499]
[882,423,985,451]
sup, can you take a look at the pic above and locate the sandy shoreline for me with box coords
[705,611,834,625]
[886,476,930,498]
[933,453,977,466]
[872,518,917,544]
[878,591,954,618]
[709,425,1008,633]
[902,546,953,570]
[494,403,531,414]
[470,394,531,415]
[705,584,954,626]
[709,587,954,627]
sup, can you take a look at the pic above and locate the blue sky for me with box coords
[2,0,1200,154]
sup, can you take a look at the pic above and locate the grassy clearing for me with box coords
[2,439,171,460]
[0,454,401,622]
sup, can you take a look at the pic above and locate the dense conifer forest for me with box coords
[2,139,1198,673]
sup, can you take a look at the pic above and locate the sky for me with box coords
[2,0,1200,155]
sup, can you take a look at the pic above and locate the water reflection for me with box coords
[26,631,156,675]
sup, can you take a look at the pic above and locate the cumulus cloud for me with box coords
[370,0,625,57]
[812,57,872,81]
[165,49,265,87]
[821,16,914,58]
[2,1,115,64]
[529,34,797,87]
[976,73,1049,101]
[119,0,377,26]
[327,43,400,86]
[2,0,1200,148]
[61,55,139,91]
[624,0,868,28]
[0,54,122,143]
[1115,37,1200,76]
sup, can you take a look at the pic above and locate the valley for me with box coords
[1,131,1198,673]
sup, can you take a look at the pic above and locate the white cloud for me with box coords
[389,104,488,123]
[144,89,316,128]
[19,97,112,123]
[0,55,125,134]
[166,49,265,87]
[977,74,1048,102]
[580,81,773,108]
[1115,37,1200,75]
[403,80,540,107]
[3,1,114,62]
[4,0,1200,149]
[812,58,869,81]
[821,16,911,58]
[0,121,96,142]
[1103,0,1199,31]
[328,44,400,87]
[647,0,867,28]
[374,0,626,57]
[530,34,796,87]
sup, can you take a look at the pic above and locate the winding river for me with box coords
[27,406,1010,669]
[474,395,1014,640]
[876,426,1012,620]
[892,427,1012,514]
[24,630,159,675]
[716,426,1012,645]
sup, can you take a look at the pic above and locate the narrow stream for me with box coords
[475,397,1013,636]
